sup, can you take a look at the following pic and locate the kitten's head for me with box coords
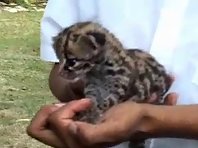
[52,22,107,81]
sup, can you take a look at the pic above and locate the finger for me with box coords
[166,75,175,86]
[28,127,67,148]
[66,98,92,114]
[49,99,92,122]
[28,105,60,131]
[146,93,158,103]
[47,99,92,148]
[27,105,66,148]
[164,92,178,105]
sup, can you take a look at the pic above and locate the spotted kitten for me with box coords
[52,21,172,148]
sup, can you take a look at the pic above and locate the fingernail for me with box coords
[54,103,66,107]
[80,98,91,102]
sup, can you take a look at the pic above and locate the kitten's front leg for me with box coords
[98,93,119,111]
[84,83,102,106]
[76,84,103,123]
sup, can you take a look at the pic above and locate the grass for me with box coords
[0,12,55,147]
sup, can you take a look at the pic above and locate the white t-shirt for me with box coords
[40,0,198,147]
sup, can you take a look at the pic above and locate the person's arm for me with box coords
[56,94,198,147]
[27,93,198,148]
[138,103,198,140]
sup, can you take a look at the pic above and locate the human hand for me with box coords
[26,104,65,148]
[26,99,92,148]
[46,92,178,148]
[72,93,178,147]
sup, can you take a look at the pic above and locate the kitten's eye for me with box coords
[67,58,77,67]
[73,34,79,42]
[83,63,90,68]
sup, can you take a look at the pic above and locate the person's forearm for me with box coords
[143,104,198,139]
[137,104,198,140]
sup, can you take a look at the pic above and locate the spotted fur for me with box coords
[52,21,172,148]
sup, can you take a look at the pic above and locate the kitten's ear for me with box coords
[53,27,70,42]
[87,32,106,46]
[52,27,70,59]
[52,36,58,42]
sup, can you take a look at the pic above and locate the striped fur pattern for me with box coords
[52,21,171,148]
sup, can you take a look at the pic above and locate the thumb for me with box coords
[56,98,93,118]
[48,98,92,124]
[66,98,93,113]
[164,92,178,105]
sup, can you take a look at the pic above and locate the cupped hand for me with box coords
[26,99,92,148]
[46,92,178,148]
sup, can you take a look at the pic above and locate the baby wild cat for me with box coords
[52,21,172,148]
[52,21,171,123]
